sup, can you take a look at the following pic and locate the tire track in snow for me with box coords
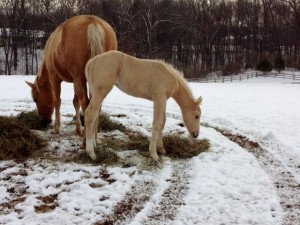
[205,124,300,225]
[139,160,190,225]
[95,180,156,225]
[92,106,191,225]
[94,159,190,225]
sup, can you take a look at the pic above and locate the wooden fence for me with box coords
[188,71,300,83]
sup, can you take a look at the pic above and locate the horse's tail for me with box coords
[87,23,106,58]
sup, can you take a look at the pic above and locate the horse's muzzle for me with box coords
[40,118,52,125]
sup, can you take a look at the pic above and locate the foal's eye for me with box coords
[33,99,37,103]
[195,115,199,119]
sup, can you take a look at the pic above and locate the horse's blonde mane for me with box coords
[160,60,194,100]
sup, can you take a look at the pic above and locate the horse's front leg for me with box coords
[52,81,62,134]
[73,94,83,135]
[150,98,167,161]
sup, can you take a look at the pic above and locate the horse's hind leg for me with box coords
[150,97,167,161]
[73,94,83,135]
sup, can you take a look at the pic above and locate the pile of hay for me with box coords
[163,135,210,158]
[0,116,46,161]
[16,110,50,130]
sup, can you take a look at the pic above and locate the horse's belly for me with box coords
[115,81,152,100]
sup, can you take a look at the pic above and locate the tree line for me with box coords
[1,0,300,77]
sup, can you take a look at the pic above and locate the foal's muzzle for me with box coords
[192,131,199,138]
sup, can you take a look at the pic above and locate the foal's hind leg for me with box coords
[150,97,167,161]
[85,96,100,160]
[85,86,115,160]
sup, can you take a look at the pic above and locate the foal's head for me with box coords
[182,96,202,138]
[26,81,54,125]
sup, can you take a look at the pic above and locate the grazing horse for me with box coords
[26,15,117,134]
[84,50,202,161]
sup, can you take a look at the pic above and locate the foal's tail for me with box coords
[87,23,106,58]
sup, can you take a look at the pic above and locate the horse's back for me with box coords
[44,15,117,82]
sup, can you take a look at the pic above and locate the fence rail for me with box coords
[188,71,300,83]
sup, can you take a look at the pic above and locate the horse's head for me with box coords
[26,81,54,125]
[182,96,202,138]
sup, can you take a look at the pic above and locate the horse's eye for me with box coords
[33,99,37,103]
[195,115,199,119]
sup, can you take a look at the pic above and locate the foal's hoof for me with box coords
[88,152,97,160]
[151,154,160,162]
[158,148,167,156]
[150,157,163,167]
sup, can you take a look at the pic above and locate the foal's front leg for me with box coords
[156,111,166,156]
[149,98,167,161]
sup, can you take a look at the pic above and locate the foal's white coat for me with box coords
[85,50,202,161]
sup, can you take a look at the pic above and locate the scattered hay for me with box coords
[97,131,210,160]
[72,148,119,165]
[0,116,47,161]
[98,113,126,132]
[16,110,50,130]
[71,113,126,132]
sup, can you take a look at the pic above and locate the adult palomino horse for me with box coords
[84,50,202,161]
[26,15,117,134]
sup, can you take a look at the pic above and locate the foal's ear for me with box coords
[25,81,34,89]
[196,96,203,104]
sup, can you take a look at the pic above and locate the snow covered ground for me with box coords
[0,75,299,225]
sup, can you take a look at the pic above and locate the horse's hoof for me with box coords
[51,129,59,134]
[75,128,83,136]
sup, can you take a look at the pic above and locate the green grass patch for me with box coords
[16,110,50,130]
[0,116,47,161]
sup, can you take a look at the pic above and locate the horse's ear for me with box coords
[196,96,203,104]
[25,81,34,89]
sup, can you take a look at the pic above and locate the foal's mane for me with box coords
[160,60,194,100]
